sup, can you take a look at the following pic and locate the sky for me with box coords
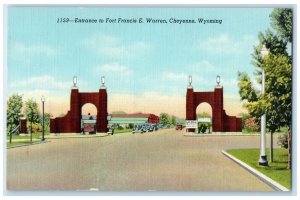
[6,7,273,118]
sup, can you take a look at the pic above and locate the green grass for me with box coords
[226,148,291,189]
[6,141,42,148]
[242,128,288,134]
[7,132,49,140]
[114,128,132,134]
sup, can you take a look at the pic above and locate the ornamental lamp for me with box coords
[216,75,220,86]
[73,76,77,87]
[188,75,192,87]
[261,44,269,58]
[101,76,105,86]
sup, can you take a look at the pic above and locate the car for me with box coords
[157,124,163,129]
[164,124,171,129]
[132,124,146,134]
[176,124,183,130]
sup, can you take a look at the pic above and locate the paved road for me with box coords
[6,129,275,192]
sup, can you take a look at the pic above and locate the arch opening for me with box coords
[196,102,212,133]
[81,103,98,134]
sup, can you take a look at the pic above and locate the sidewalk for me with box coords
[184,132,260,137]
[45,133,109,139]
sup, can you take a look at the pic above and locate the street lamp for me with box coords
[216,75,220,86]
[41,96,45,141]
[101,76,105,87]
[73,76,77,87]
[258,44,269,166]
[188,75,192,87]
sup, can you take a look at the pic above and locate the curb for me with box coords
[7,141,50,149]
[45,133,109,139]
[221,150,289,192]
[184,133,260,137]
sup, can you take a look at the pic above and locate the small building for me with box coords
[109,113,159,127]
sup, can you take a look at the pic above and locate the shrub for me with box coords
[198,123,208,133]
[277,133,288,149]
[244,118,260,132]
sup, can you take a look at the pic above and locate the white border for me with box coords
[1,0,299,199]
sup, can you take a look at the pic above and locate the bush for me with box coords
[244,118,260,132]
[277,133,288,149]
[198,123,208,133]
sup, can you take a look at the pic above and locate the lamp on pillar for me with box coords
[41,96,45,141]
[216,75,220,86]
[73,76,77,87]
[258,44,269,166]
[188,75,192,87]
[101,76,105,87]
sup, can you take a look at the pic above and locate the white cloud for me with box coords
[162,71,204,84]
[199,33,258,55]
[11,42,56,57]
[83,33,150,57]
[200,34,238,54]
[9,75,72,91]
[186,60,216,71]
[95,63,133,76]
[162,72,187,81]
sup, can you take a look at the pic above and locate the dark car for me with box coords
[176,124,183,130]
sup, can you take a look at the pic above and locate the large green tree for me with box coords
[6,94,23,135]
[25,99,40,142]
[237,8,292,167]
[159,113,172,126]
[270,8,293,43]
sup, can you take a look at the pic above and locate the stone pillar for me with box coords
[213,86,224,132]
[186,87,195,132]
[98,87,108,133]
[70,87,80,133]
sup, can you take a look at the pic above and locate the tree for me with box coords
[159,113,172,126]
[270,8,293,169]
[237,8,292,167]
[171,115,177,125]
[270,8,293,43]
[6,94,23,135]
[40,113,51,133]
[25,99,40,142]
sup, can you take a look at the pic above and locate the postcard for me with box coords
[4,6,294,193]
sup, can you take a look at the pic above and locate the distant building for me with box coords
[109,113,159,127]
[81,114,96,133]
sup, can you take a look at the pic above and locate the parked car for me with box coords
[176,124,183,130]
[164,124,171,129]
[132,124,146,134]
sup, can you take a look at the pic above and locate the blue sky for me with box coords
[6,7,273,117]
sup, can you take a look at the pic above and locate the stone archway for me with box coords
[50,86,108,133]
[186,85,241,132]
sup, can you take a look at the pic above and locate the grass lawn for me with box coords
[226,148,291,189]
[7,132,49,140]
[7,140,43,148]
[242,126,289,134]
[114,128,132,134]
